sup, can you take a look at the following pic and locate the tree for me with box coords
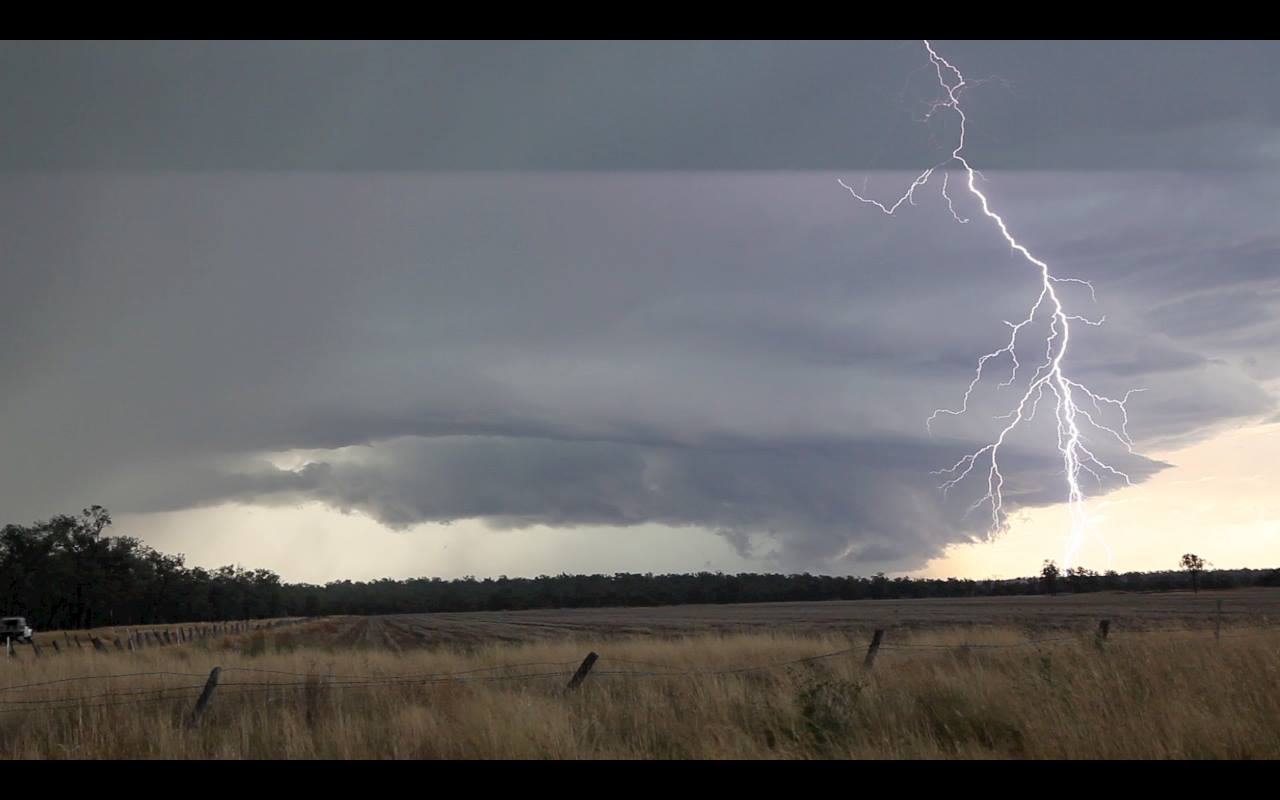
[1180,554,1207,594]
[1066,566,1098,593]
[1040,560,1061,595]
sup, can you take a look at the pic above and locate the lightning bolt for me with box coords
[840,40,1143,568]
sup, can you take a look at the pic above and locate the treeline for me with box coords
[3,507,1278,628]
[0,507,282,628]
[299,565,1280,616]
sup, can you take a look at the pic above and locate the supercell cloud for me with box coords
[1,41,1278,573]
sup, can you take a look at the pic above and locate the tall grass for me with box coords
[0,625,1276,758]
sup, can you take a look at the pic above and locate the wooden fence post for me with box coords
[187,667,222,729]
[4,637,11,657]
[565,652,599,691]
[51,639,61,655]
[863,629,885,669]
[1095,619,1111,651]
[90,636,108,653]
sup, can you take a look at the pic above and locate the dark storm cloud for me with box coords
[2,166,1274,571]
[2,40,1278,572]
[0,41,1278,170]
[136,432,1156,572]
[1145,289,1276,338]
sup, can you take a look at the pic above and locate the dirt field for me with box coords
[311,588,1280,650]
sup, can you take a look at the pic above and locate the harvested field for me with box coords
[302,588,1280,650]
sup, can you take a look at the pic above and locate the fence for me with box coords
[3,618,309,659]
[0,618,1274,727]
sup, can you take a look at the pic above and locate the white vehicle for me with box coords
[0,617,34,644]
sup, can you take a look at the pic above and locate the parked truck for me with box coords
[0,617,34,644]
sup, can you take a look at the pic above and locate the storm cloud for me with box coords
[2,41,1278,573]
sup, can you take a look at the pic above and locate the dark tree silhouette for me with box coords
[1066,566,1098,593]
[1040,560,1061,595]
[1181,553,1207,594]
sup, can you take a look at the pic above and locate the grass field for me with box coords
[1,589,1278,758]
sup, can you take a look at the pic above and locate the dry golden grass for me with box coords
[0,621,1276,759]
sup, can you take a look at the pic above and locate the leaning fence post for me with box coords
[863,629,885,669]
[90,636,108,653]
[51,639,61,655]
[188,667,222,728]
[565,652,599,691]
[1095,619,1111,651]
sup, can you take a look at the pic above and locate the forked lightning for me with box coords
[839,40,1143,567]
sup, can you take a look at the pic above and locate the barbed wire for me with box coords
[218,661,580,681]
[0,670,213,693]
[0,692,199,715]
[0,683,207,709]
[877,635,1081,650]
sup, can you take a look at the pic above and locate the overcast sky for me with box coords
[2,40,1277,581]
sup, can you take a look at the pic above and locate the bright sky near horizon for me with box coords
[912,417,1280,580]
